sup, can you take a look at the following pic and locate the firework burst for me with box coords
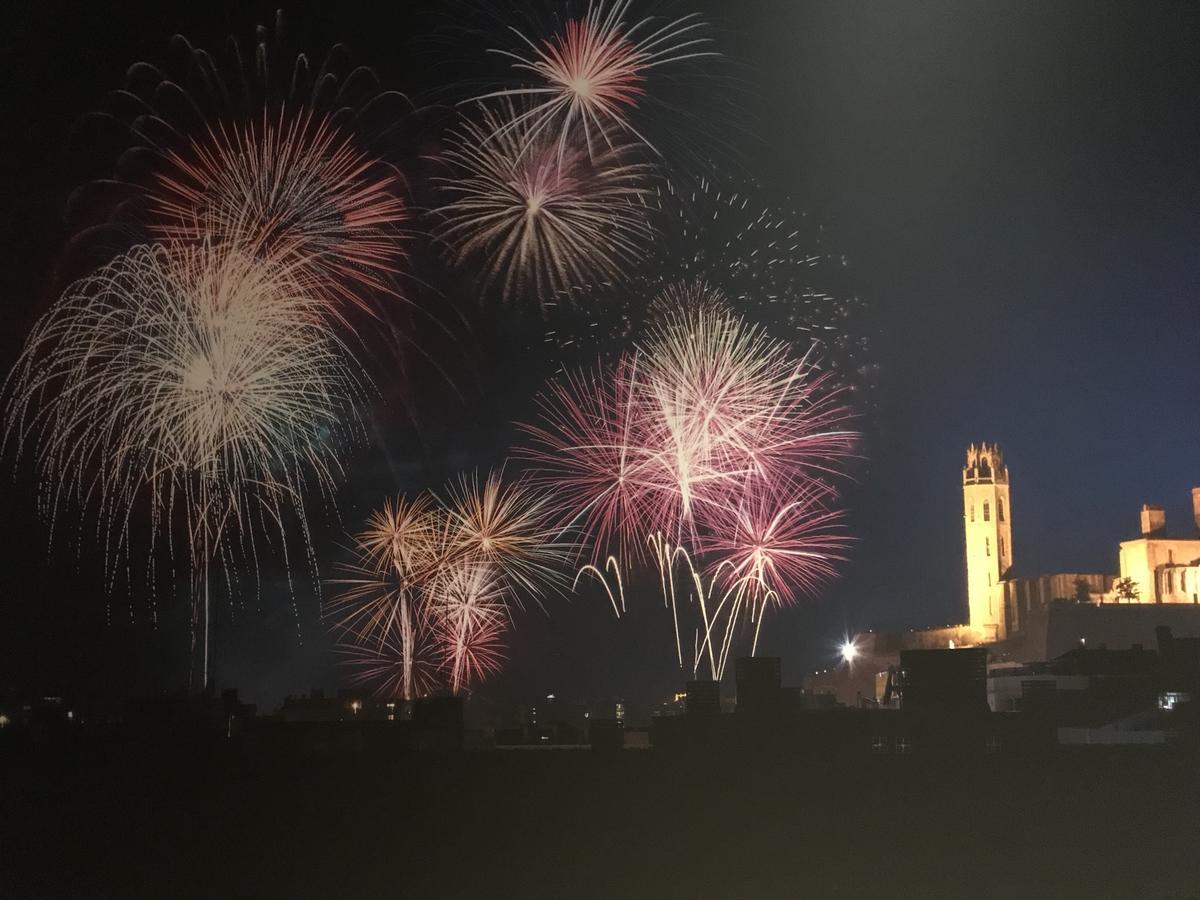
[521,296,857,677]
[700,483,850,606]
[435,100,653,304]
[427,561,508,694]
[478,0,715,157]
[518,355,657,563]
[442,470,572,604]
[328,470,566,698]
[148,110,408,315]
[3,242,365,687]
[65,14,413,316]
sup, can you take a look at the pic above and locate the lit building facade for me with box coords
[963,445,1200,641]
[1116,491,1200,604]
[806,446,1199,702]
[962,443,1013,641]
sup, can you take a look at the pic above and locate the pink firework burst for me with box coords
[696,480,851,606]
[480,0,715,156]
[518,355,663,563]
[519,294,860,670]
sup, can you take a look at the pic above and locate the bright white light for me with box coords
[840,639,859,664]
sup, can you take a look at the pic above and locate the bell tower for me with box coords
[963,443,1012,641]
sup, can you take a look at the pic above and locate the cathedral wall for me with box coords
[1118,538,1200,602]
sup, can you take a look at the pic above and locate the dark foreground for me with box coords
[3,736,1198,898]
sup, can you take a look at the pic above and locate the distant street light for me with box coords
[840,639,859,664]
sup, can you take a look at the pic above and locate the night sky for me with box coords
[2,1,1199,717]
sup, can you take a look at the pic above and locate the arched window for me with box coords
[970,504,975,522]
[985,537,991,557]
[983,502,991,522]
[998,499,1005,522]
[1182,571,1188,593]
[999,537,1005,558]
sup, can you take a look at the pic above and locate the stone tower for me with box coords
[963,443,1013,641]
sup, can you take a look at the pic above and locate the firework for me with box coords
[643,284,858,500]
[328,470,566,697]
[441,470,571,605]
[148,110,408,315]
[435,100,653,304]
[65,15,411,315]
[336,613,440,701]
[3,242,364,688]
[327,493,448,700]
[520,296,857,677]
[541,178,876,399]
[427,561,508,694]
[478,0,715,157]
[356,494,445,585]
[518,356,658,563]
[701,488,849,603]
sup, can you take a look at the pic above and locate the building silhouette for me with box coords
[735,656,782,714]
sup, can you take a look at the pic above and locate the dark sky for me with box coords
[2,1,1199,717]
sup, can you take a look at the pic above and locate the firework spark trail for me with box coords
[573,555,626,616]
[328,470,567,698]
[2,242,365,688]
[477,0,716,158]
[435,100,653,304]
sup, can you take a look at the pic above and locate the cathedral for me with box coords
[964,442,1200,645]
[805,443,1200,703]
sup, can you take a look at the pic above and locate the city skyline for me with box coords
[1,2,1198,716]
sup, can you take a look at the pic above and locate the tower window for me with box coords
[983,502,991,522]
[970,504,975,522]
[999,537,1005,558]
[985,537,991,557]
[998,499,1005,522]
